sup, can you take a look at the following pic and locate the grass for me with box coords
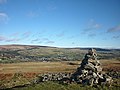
[0,60,120,74]
[0,60,120,90]
[0,61,79,74]
[12,81,120,90]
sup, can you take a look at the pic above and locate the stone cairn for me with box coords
[70,48,113,86]
[33,48,113,86]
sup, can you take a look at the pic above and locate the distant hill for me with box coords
[0,44,119,51]
[0,44,52,50]
[0,44,120,63]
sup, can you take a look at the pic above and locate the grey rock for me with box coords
[32,48,113,86]
[70,48,113,86]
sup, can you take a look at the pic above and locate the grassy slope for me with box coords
[1,45,120,62]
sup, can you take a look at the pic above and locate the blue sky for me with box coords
[0,0,120,48]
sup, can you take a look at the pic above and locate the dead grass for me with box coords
[100,60,120,71]
[0,61,78,74]
[0,60,120,74]
[0,60,119,80]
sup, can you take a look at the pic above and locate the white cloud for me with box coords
[47,6,57,11]
[0,0,7,4]
[5,38,21,42]
[41,38,55,44]
[82,19,101,37]
[0,12,9,24]
[30,37,55,44]
[112,35,120,39]
[107,25,120,33]
[0,36,6,41]
[72,42,75,44]
[47,2,57,11]
[84,19,101,31]
[22,31,31,38]
[10,32,20,37]
[31,38,41,43]
[0,35,21,42]
[56,32,64,37]
[88,33,96,37]
[45,40,55,44]
[27,11,39,18]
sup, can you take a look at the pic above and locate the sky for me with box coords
[0,0,120,48]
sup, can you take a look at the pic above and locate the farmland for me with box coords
[0,45,120,63]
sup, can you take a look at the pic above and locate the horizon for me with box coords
[0,44,120,49]
[0,0,120,48]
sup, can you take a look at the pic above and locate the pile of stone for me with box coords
[70,48,113,86]
[33,48,113,86]
[32,72,72,84]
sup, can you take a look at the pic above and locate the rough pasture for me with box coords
[0,60,119,80]
[0,60,120,89]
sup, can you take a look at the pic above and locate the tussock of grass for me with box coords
[12,81,120,90]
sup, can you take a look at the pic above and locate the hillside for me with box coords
[0,45,120,63]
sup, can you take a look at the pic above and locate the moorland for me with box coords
[0,45,120,90]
